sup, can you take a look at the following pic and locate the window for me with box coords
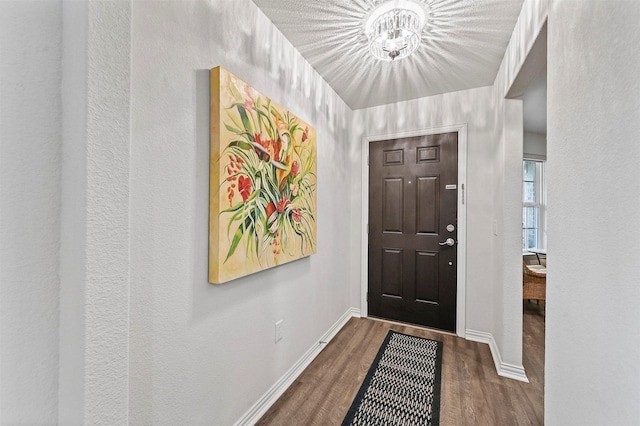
[522,160,546,251]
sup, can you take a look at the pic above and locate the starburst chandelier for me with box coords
[364,0,427,61]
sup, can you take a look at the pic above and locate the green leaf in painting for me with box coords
[227,76,243,101]
[220,203,244,215]
[224,123,243,134]
[224,214,257,263]
[228,140,253,151]
[226,109,245,131]
[225,223,244,262]
[235,103,253,135]
[256,109,274,135]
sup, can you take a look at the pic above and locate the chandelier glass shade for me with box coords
[365,0,426,61]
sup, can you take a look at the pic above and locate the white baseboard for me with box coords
[235,307,361,426]
[465,329,529,383]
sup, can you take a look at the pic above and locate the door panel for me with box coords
[381,248,403,297]
[416,176,439,234]
[415,250,439,303]
[383,178,404,233]
[383,149,404,166]
[417,146,439,162]
[368,132,458,331]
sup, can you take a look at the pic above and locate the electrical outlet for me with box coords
[275,320,283,343]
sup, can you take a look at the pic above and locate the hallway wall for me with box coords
[351,86,497,334]
[128,1,353,423]
[546,1,640,423]
[0,1,62,423]
[524,132,546,159]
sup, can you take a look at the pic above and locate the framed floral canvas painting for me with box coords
[209,67,317,284]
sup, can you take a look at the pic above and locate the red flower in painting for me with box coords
[254,134,271,162]
[272,139,281,162]
[276,195,290,213]
[291,208,302,223]
[290,160,299,178]
[266,202,276,219]
[238,176,252,202]
[254,133,283,163]
[302,126,309,142]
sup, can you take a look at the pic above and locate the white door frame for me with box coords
[360,123,468,337]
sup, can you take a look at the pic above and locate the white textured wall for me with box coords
[487,94,524,371]
[546,1,640,423]
[129,1,352,424]
[524,131,546,159]
[351,86,497,334]
[490,0,548,370]
[59,1,131,423]
[0,1,61,423]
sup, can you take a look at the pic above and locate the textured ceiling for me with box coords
[252,0,525,109]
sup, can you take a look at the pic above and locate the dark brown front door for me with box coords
[368,132,458,331]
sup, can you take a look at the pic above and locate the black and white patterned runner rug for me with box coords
[342,330,443,426]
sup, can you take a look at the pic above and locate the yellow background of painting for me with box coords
[209,67,317,284]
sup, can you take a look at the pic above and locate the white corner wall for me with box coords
[58,1,132,423]
[0,1,62,423]
[546,1,640,424]
[129,1,353,424]
[488,0,548,375]
[524,131,546,159]
[351,86,497,335]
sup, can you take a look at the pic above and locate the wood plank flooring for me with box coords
[257,301,545,425]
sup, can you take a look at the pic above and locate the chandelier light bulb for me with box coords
[365,0,427,61]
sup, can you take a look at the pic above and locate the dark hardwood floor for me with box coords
[258,301,545,425]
